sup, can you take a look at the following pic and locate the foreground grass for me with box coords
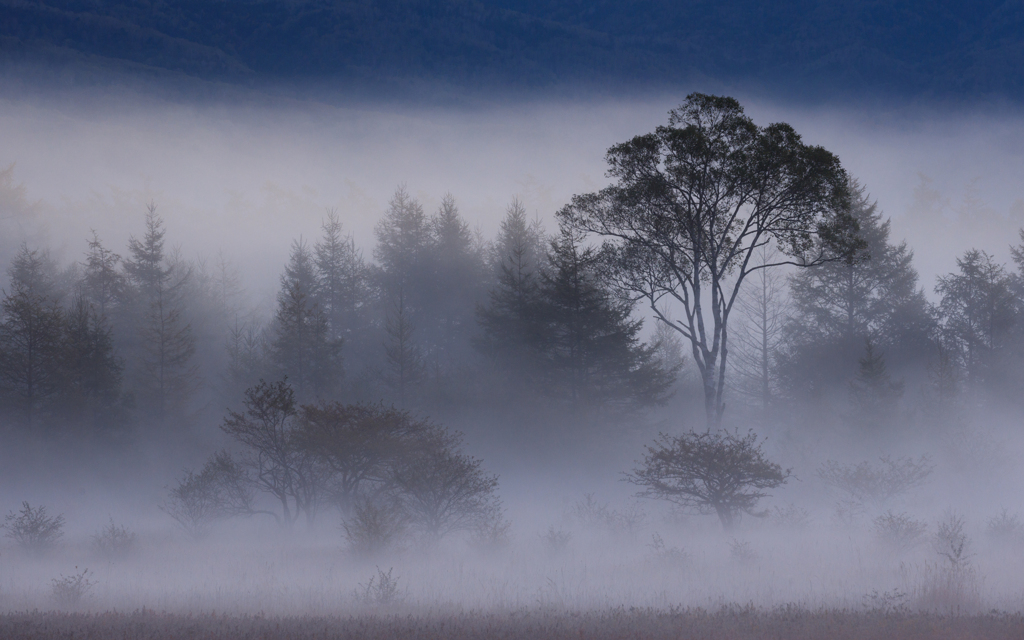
[1,607,1023,639]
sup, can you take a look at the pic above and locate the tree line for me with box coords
[2,93,1023,453]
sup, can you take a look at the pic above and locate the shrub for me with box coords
[648,532,689,566]
[342,498,408,556]
[3,502,65,556]
[540,525,572,554]
[92,518,137,561]
[627,430,789,530]
[354,567,402,606]
[51,568,94,609]
[873,511,927,555]
[817,456,933,515]
[729,538,758,564]
[570,494,646,539]
[986,509,1024,545]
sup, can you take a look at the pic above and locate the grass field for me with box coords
[2,607,1023,639]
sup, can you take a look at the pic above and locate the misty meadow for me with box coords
[3,80,1024,640]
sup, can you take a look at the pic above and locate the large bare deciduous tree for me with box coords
[558,94,860,428]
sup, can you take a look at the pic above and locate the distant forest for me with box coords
[2,170,1024,454]
[2,0,1024,100]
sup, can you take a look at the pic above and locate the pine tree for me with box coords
[271,240,343,403]
[383,289,424,404]
[314,209,369,344]
[476,198,545,370]
[427,193,486,369]
[935,249,1016,400]
[81,231,126,318]
[0,245,64,429]
[847,340,904,432]
[533,226,675,409]
[123,204,198,421]
[55,296,125,435]
[782,180,932,397]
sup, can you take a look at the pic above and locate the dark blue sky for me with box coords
[2,0,1022,103]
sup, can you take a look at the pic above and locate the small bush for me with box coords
[769,504,812,529]
[3,502,65,556]
[342,498,408,556]
[729,538,758,564]
[648,532,689,566]
[873,511,927,555]
[92,518,137,561]
[51,568,94,609]
[569,494,646,539]
[986,509,1024,545]
[469,514,513,552]
[540,526,572,554]
[902,511,981,613]
[862,588,909,614]
[933,511,972,569]
[354,567,402,606]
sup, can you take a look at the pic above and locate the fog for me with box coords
[3,82,1024,617]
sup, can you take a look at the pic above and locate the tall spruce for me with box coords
[123,204,198,421]
[314,210,369,349]
[533,225,675,410]
[935,249,1016,402]
[476,198,545,373]
[272,240,343,403]
[0,245,64,428]
[782,181,932,398]
[427,193,486,370]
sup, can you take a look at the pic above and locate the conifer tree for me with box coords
[427,193,486,369]
[314,209,369,346]
[382,290,424,404]
[272,240,343,403]
[782,181,932,397]
[0,245,64,428]
[533,226,675,409]
[81,231,126,318]
[936,249,1016,399]
[846,340,904,432]
[56,296,125,434]
[123,204,198,421]
[476,198,545,370]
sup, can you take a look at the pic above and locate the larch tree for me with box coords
[0,245,64,428]
[781,181,932,399]
[272,239,343,403]
[123,204,198,421]
[476,198,545,375]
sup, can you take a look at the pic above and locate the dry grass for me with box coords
[0,608,1022,639]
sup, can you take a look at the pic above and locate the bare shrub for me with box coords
[818,455,933,516]
[160,451,259,540]
[3,502,65,556]
[986,509,1024,545]
[873,511,927,555]
[92,518,137,560]
[729,538,758,564]
[862,588,908,614]
[469,514,513,552]
[354,567,402,607]
[648,532,689,566]
[50,568,94,609]
[903,511,981,612]
[342,498,408,556]
[933,511,972,569]
[569,494,646,539]
[769,504,812,529]
[540,526,572,554]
